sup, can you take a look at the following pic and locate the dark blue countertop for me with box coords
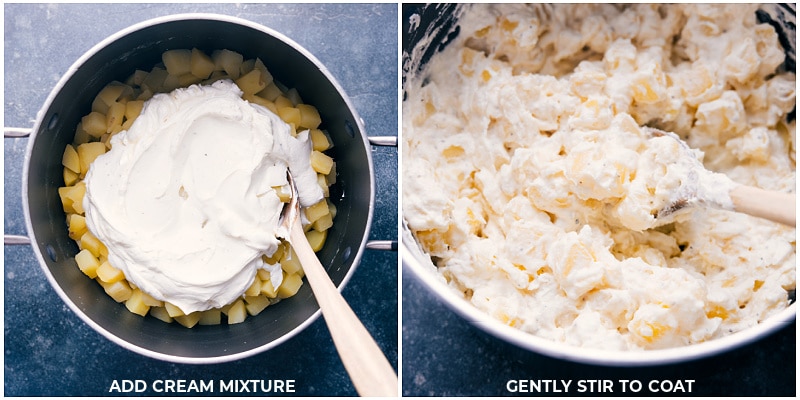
[4,3,397,397]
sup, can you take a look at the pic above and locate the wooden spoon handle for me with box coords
[290,222,398,397]
[730,185,796,227]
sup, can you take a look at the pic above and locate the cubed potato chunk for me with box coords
[96,261,125,283]
[227,299,247,324]
[149,306,173,323]
[142,67,168,93]
[264,242,286,265]
[190,48,215,79]
[162,49,193,76]
[280,246,302,275]
[306,229,328,252]
[244,278,261,297]
[235,69,268,96]
[62,144,80,173]
[310,129,332,151]
[297,104,322,129]
[75,248,100,279]
[174,312,201,328]
[165,302,185,318]
[213,49,243,80]
[304,200,331,224]
[258,82,283,101]
[310,150,334,174]
[99,279,133,302]
[106,102,126,133]
[312,213,334,232]
[125,100,144,121]
[198,309,221,325]
[245,295,270,316]
[285,88,302,106]
[64,167,79,187]
[260,279,278,298]
[277,273,303,298]
[277,107,302,127]
[125,289,151,316]
[77,142,107,177]
[80,230,107,259]
[140,290,162,307]
[81,112,107,138]
[67,213,88,241]
[58,181,86,214]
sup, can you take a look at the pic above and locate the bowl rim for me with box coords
[401,230,797,366]
[22,12,375,364]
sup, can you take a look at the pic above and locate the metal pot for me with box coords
[401,4,796,366]
[7,13,390,364]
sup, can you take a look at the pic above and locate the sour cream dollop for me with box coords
[83,80,324,314]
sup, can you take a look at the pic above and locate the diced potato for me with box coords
[62,144,80,173]
[326,162,337,185]
[310,150,334,174]
[265,243,286,266]
[77,142,107,177]
[235,69,267,96]
[310,129,331,151]
[140,290,162,307]
[129,69,149,86]
[67,213,87,241]
[277,273,303,298]
[244,295,270,316]
[96,261,125,283]
[73,122,91,145]
[277,107,302,127]
[75,248,100,279]
[285,87,302,106]
[162,49,192,76]
[253,58,274,86]
[258,82,283,101]
[244,278,261,297]
[99,279,133,302]
[274,95,293,109]
[240,58,256,75]
[164,302,185,318]
[81,112,107,137]
[260,278,278,298]
[271,184,291,203]
[280,246,302,275]
[198,309,221,325]
[297,104,322,129]
[163,72,202,91]
[174,312,201,328]
[95,83,126,109]
[227,299,247,324]
[58,181,86,214]
[80,230,108,259]
[312,213,334,233]
[317,174,330,198]
[125,100,144,121]
[190,48,215,79]
[306,229,328,252]
[142,67,168,92]
[64,165,79,186]
[328,202,338,220]
[244,94,278,114]
[106,102,126,133]
[213,49,243,80]
[125,289,151,316]
[305,200,331,224]
[149,306,173,323]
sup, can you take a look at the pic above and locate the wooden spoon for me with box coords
[646,127,795,227]
[278,172,398,397]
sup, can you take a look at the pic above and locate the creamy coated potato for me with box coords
[404,4,795,350]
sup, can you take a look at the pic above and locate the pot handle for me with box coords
[5,128,33,245]
[368,136,397,147]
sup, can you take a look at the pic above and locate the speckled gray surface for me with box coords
[4,3,397,396]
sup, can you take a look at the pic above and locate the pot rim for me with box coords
[22,12,375,364]
[402,228,797,366]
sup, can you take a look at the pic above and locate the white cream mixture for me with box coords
[404,4,795,350]
[84,80,323,314]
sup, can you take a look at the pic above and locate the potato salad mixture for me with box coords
[404,4,796,350]
[60,48,338,327]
